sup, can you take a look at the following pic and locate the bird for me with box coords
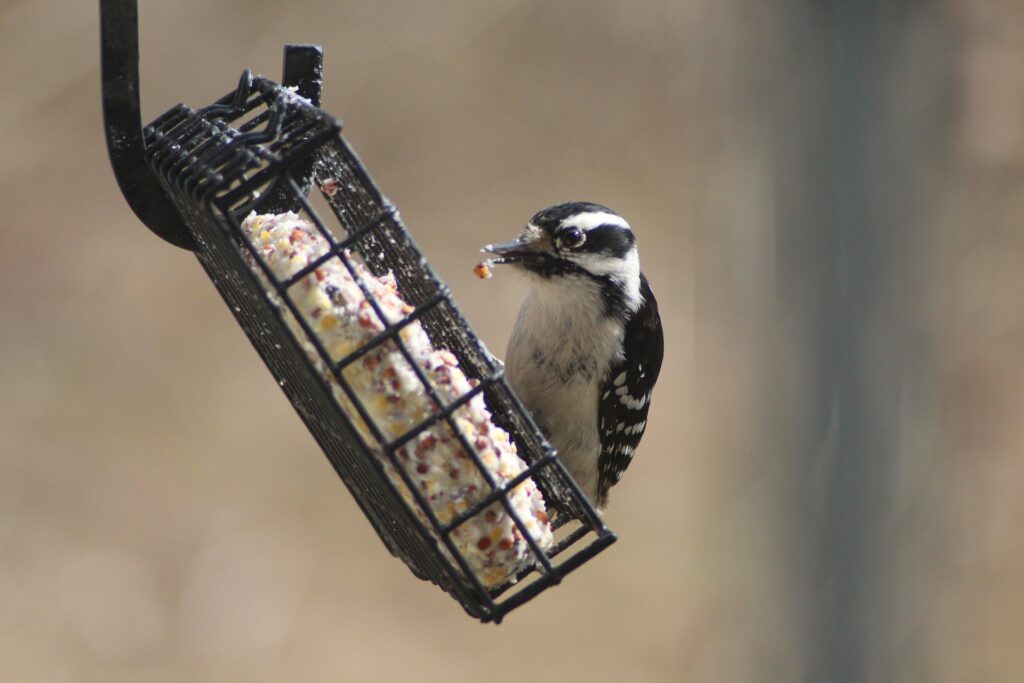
[482,202,663,509]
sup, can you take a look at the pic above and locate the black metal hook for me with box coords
[100,0,195,250]
[99,0,323,250]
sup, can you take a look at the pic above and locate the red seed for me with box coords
[484,510,498,524]
[477,537,491,550]
[498,537,514,550]
[421,435,436,450]
[315,268,326,282]
[320,178,340,196]
[416,462,429,474]
[473,261,493,279]
[474,438,488,451]
[449,468,459,479]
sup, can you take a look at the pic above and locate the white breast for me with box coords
[505,273,624,502]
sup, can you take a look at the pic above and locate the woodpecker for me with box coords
[482,202,663,509]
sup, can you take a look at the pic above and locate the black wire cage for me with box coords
[100,0,615,623]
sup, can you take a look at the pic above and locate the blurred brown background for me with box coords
[2,1,1023,681]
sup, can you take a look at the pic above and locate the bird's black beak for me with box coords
[481,233,548,267]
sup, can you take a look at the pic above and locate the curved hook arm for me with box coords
[100,0,196,250]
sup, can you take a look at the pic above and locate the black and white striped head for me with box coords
[483,202,642,316]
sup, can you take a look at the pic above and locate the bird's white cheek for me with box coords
[567,250,642,311]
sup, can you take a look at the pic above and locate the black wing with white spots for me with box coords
[596,273,663,507]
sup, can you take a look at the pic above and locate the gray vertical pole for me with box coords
[811,4,899,679]
[772,1,948,681]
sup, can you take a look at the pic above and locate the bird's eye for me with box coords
[557,227,586,249]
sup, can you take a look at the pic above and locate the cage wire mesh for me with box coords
[133,62,615,622]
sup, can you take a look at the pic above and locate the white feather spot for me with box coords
[613,372,626,386]
[619,392,646,410]
[560,211,630,232]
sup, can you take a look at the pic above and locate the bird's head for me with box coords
[482,202,641,312]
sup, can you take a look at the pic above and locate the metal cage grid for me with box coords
[136,69,615,622]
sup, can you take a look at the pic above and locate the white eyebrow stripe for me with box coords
[559,211,630,232]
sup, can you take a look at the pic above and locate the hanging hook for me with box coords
[100,0,196,250]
